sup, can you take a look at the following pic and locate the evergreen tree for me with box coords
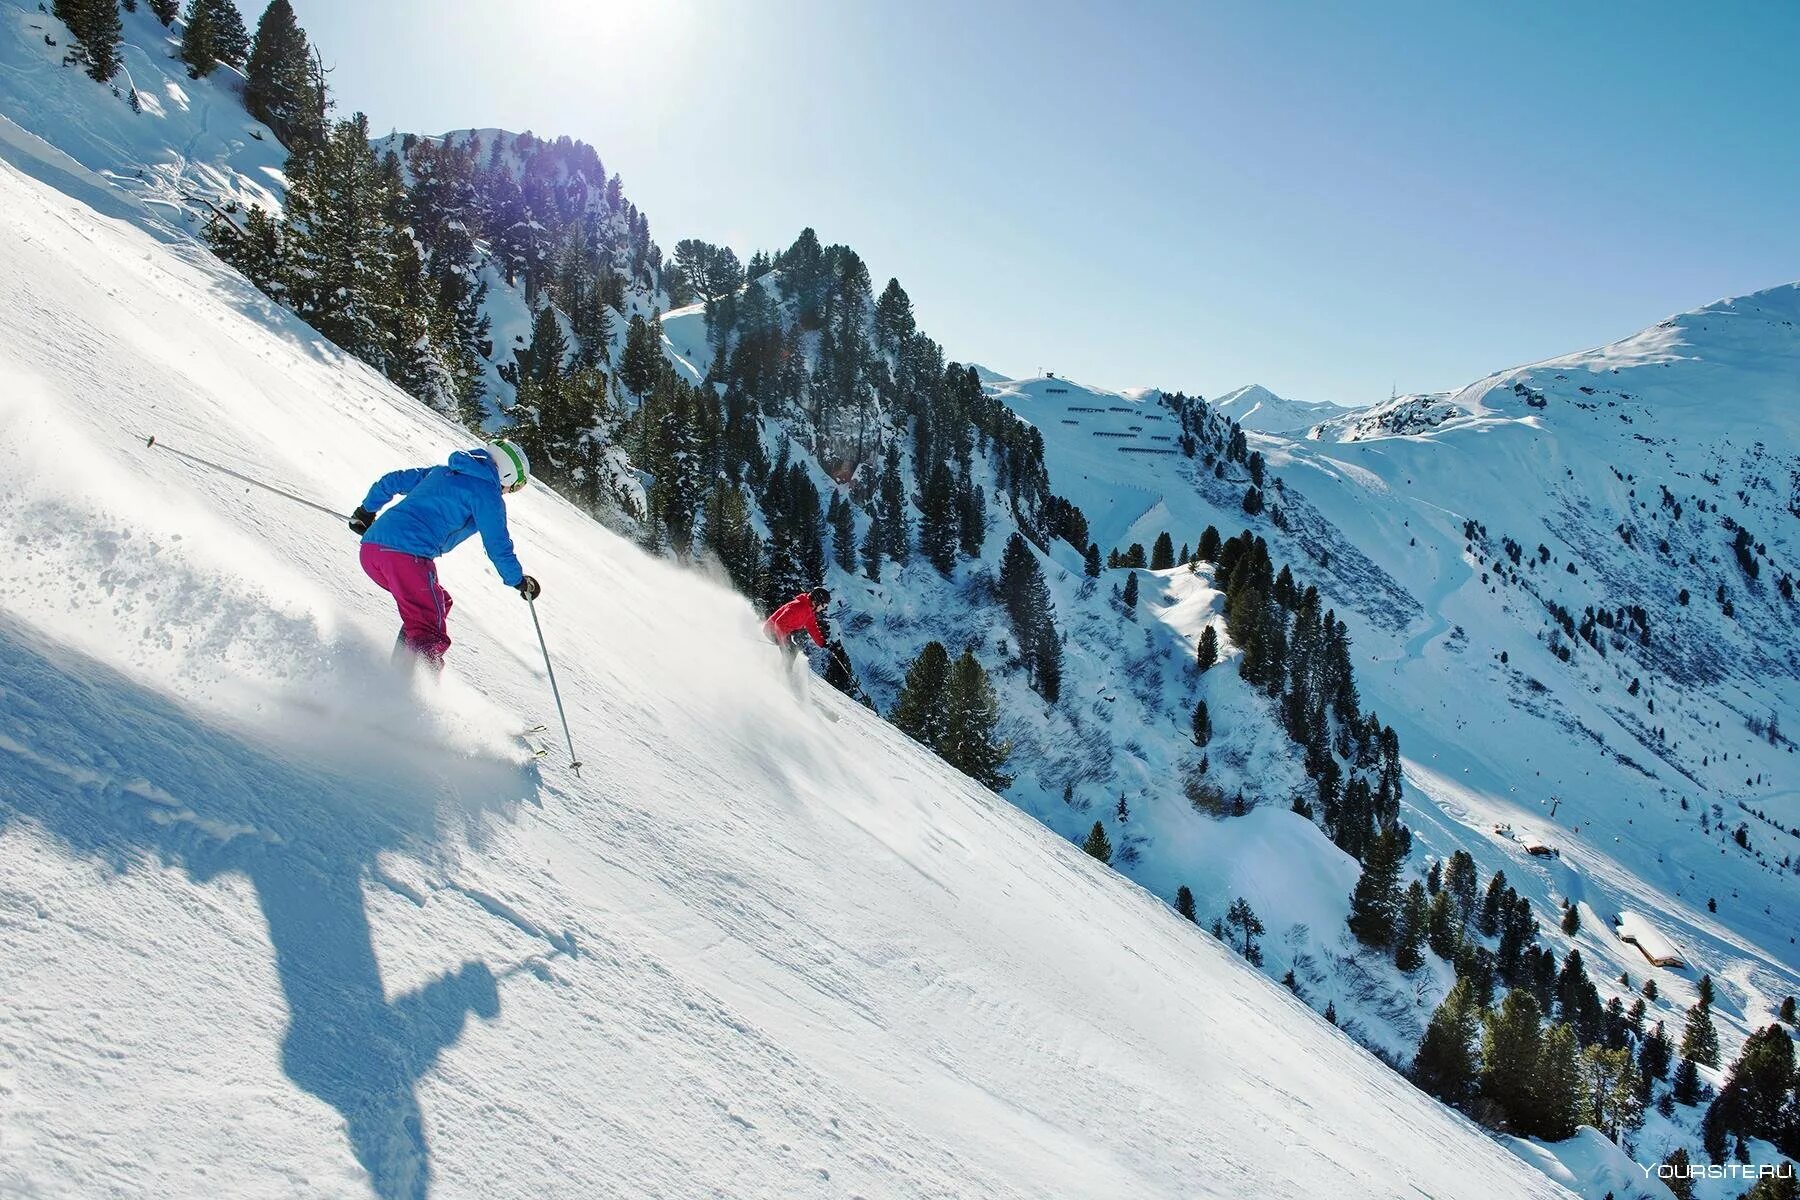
[1639,1020,1674,1082]
[828,493,857,573]
[55,0,124,81]
[1672,1057,1701,1106]
[997,533,1061,702]
[699,482,764,599]
[1082,820,1112,865]
[617,312,660,399]
[1083,542,1101,578]
[1443,851,1479,923]
[1681,1002,1720,1067]
[1175,885,1196,922]
[1579,1044,1643,1140]
[956,478,986,559]
[1151,531,1175,570]
[1121,571,1139,611]
[280,114,411,370]
[180,0,218,76]
[1394,880,1429,971]
[1698,974,1715,1009]
[1480,989,1545,1132]
[1196,625,1218,671]
[1717,1024,1796,1140]
[1197,525,1222,562]
[1413,977,1482,1108]
[1660,1148,1695,1200]
[199,0,249,65]
[1191,700,1211,747]
[1346,829,1403,947]
[918,459,957,574]
[858,515,882,582]
[940,649,1011,789]
[1426,887,1460,959]
[1560,902,1580,935]
[878,443,909,562]
[149,0,179,23]
[1225,897,1264,964]
[244,0,321,152]
[1534,1022,1585,1140]
[205,204,284,296]
[891,642,951,753]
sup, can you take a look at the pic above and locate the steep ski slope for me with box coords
[0,161,1570,1198]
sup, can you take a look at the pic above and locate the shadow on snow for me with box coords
[0,615,536,1200]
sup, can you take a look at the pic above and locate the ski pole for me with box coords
[141,434,352,523]
[527,597,582,777]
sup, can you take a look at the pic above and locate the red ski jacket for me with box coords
[764,593,826,647]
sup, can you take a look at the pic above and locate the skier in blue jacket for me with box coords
[348,440,540,669]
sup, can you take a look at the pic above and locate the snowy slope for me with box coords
[0,0,288,233]
[0,155,1573,1200]
[1212,384,1354,436]
[986,297,1800,1184]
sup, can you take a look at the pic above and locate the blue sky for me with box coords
[289,0,1799,404]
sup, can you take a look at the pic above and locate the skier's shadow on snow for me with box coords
[0,618,531,1200]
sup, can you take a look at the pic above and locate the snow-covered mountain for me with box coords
[4,3,1799,1197]
[0,79,1585,1200]
[1212,383,1355,436]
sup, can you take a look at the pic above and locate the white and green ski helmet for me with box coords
[488,439,530,491]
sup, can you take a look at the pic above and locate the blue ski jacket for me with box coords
[359,449,525,586]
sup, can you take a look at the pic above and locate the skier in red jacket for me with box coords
[763,587,830,664]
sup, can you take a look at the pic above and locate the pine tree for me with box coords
[1681,1002,1720,1067]
[1444,850,1479,923]
[1083,542,1101,578]
[1660,1148,1696,1200]
[997,533,1060,702]
[1151,531,1175,570]
[940,649,1011,789]
[1480,989,1545,1132]
[1639,1019,1673,1082]
[918,459,957,574]
[1175,885,1196,922]
[1197,525,1221,562]
[1426,887,1460,959]
[149,0,179,23]
[858,515,882,582]
[1698,974,1715,1009]
[828,493,857,573]
[891,642,951,753]
[1082,821,1112,865]
[180,0,218,76]
[1196,625,1218,671]
[1226,897,1264,964]
[55,0,124,81]
[199,0,249,65]
[280,114,411,369]
[1394,880,1428,972]
[1581,1045,1644,1141]
[617,313,660,399]
[1532,1022,1585,1140]
[1346,830,1403,947]
[243,0,321,152]
[1672,1056,1701,1106]
[1718,1023,1796,1140]
[1560,902,1580,935]
[1121,571,1139,612]
[1413,977,1481,1107]
[1191,700,1211,747]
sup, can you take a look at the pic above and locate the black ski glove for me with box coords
[348,506,377,535]
[516,575,541,601]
